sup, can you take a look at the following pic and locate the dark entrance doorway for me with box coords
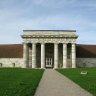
[45,43,54,68]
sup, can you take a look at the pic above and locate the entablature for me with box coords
[23,38,76,44]
[21,35,78,38]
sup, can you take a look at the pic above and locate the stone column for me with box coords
[54,43,58,68]
[41,43,45,68]
[63,43,67,68]
[71,43,76,68]
[32,43,36,68]
[23,43,28,68]
[29,46,32,68]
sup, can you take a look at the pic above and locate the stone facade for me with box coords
[77,58,96,67]
[0,58,96,68]
[0,30,96,68]
[22,30,78,68]
[0,58,23,68]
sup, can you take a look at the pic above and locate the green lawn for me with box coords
[57,68,96,96]
[0,68,44,96]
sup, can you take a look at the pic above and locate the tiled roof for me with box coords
[0,44,23,58]
[0,44,96,58]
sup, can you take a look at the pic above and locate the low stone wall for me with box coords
[0,58,96,68]
[0,58,23,68]
[77,58,96,67]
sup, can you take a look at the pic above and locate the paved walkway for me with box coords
[34,69,92,96]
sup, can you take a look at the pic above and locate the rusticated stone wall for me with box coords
[0,58,23,68]
[77,58,96,67]
[0,58,96,68]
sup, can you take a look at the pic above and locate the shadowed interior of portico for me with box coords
[26,43,72,68]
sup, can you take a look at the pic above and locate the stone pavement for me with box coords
[34,69,92,96]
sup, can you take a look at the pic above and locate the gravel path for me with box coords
[34,69,92,96]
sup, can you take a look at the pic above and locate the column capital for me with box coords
[31,42,37,44]
[54,43,59,45]
[63,43,67,45]
[23,42,27,44]
[41,42,45,44]
[71,43,76,44]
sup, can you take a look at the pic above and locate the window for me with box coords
[12,63,15,67]
[0,63,3,67]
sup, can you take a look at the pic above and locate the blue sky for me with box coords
[0,0,96,44]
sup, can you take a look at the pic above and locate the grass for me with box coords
[0,68,44,96]
[56,68,96,96]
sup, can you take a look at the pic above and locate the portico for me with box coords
[22,30,78,68]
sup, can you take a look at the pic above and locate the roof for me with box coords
[76,44,96,58]
[22,30,78,38]
[23,30,76,32]
[0,44,23,58]
[0,44,96,58]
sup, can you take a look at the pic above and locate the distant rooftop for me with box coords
[0,44,96,58]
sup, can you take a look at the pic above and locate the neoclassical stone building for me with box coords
[22,30,78,68]
[0,30,96,68]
